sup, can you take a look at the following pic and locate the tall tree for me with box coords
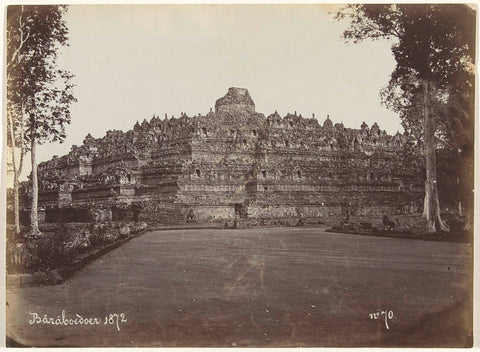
[7,5,76,235]
[7,5,32,233]
[335,4,475,232]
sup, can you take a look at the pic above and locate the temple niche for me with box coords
[36,87,424,225]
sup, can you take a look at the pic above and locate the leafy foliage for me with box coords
[7,5,76,149]
[335,4,475,231]
[7,5,77,235]
[336,4,475,88]
[336,4,475,150]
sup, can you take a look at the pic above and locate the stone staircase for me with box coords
[153,207,186,225]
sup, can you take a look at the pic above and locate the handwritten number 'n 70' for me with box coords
[369,310,393,330]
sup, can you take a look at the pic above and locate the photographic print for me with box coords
[5,3,475,347]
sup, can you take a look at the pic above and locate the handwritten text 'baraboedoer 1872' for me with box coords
[29,310,127,331]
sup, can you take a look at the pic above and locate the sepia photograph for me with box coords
[4,3,476,348]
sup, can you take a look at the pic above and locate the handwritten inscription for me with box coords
[29,310,127,331]
[369,310,393,330]
[104,313,128,331]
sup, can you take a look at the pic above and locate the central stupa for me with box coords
[215,87,255,114]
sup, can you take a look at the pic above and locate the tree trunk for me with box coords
[422,194,428,217]
[7,104,26,234]
[9,150,21,234]
[13,173,20,233]
[30,136,40,235]
[423,81,449,233]
[7,111,20,233]
[8,134,20,233]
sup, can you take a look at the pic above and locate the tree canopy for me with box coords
[7,5,75,149]
[336,4,475,88]
[335,4,475,232]
[7,5,76,234]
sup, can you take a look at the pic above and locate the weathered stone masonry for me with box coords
[37,88,424,225]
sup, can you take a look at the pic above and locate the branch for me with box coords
[434,136,454,149]
[7,5,31,71]
[389,26,401,38]
[6,108,18,184]
[6,107,16,151]
[17,100,26,176]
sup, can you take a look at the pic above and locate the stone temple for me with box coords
[37,87,424,225]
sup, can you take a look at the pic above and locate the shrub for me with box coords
[7,221,143,274]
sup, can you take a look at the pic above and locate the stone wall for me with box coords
[33,87,424,226]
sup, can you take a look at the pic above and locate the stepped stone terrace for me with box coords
[36,87,424,226]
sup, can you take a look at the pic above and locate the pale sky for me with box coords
[25,4,402,178]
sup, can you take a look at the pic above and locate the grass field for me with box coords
[6,227,472,347]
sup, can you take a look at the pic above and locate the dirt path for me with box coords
[6,227,472,347]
